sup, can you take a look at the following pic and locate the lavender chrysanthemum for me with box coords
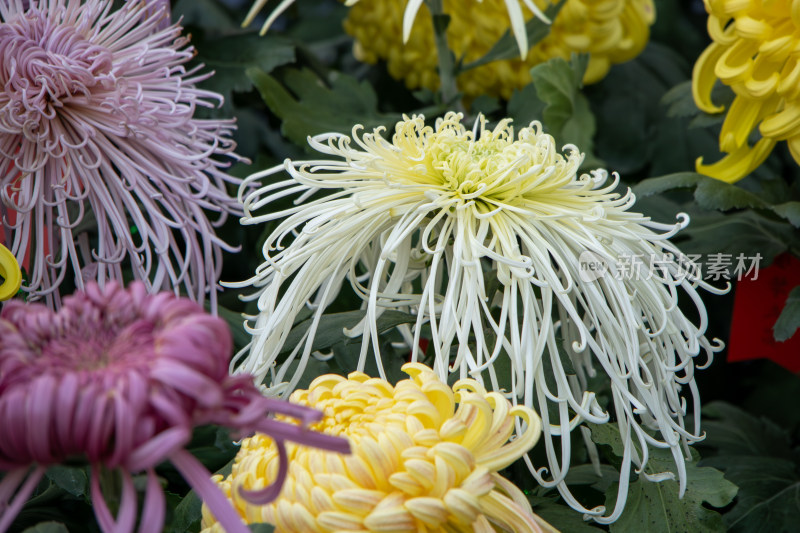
[0,0,243,308]
[0,281,350,533]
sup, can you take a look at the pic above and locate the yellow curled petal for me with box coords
[708,13,736,45]
[331,488,385,515]
[787,135,800,165]
[443,488,482,525]
[719,96,765,152]
[734,16,772,40]
[479,490,543,533]
[778,58,800,99]
[0,244,21,301]
[477,404,542,472]
[715,38,758,83]
[696,136,776,182]
[405,496,449,527]
[693,42,728,113]
[760,102,800,140]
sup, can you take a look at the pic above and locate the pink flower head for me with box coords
[0,282,350,533]
[0,0,244,308]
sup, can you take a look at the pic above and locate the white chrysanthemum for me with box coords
[231,112,725,522]
[243,0,549,60]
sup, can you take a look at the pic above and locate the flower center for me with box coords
[0,12,113,138]
[35,320,155,374]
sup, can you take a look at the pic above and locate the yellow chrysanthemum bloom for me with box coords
[201,363,555,533]
[0,244,21,301]
[244,0,549,66]
[692,0,800,182]
[345,0,655,99]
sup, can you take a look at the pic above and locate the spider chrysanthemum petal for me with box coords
[0,0,244,308]
[231,112,725,521]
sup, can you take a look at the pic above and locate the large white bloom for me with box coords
[231,113,725,522]
[243,0,549,60]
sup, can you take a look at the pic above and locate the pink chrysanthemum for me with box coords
[0,0,243,308]
[0,282,350,533]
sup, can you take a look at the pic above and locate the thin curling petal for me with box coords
[232,112,725,522]
[201,364,552,533]
[0,282,348,532]
[0,0,243,309]
[0,244,21,301]
[403,0,425,43]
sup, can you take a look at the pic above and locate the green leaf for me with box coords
[774,286,800,342]
[771,201,800,227]
[280,310,417,357]
[214,304,253,351]
[529,55,600,167]
[193,32,295,103]
[703,456,800,532]
[248,68,398,147]
[693,179,768,211]
[632,172,703,198]
[676,209,793,262]
[507,83,546,128]
[529,496,606,532]
[662,80,735,121]
[700,401,800,532]
[22,523,69,533]
[633,172,769,211]
[45,466,88,498]
[166,490,203,533]
[700,402,793,459]
[589,424,737,533]
[173,0,238,29]
[460,1,564,70]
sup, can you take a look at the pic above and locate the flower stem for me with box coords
[426,0,459,106]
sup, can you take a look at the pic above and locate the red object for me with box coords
[728,254,800,371]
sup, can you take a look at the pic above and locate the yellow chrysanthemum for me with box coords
[0,244,21,301]
[692,0,800,182]
[345,0,655,99]
[201,363,555,533]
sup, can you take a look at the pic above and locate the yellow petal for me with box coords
[786,135,800,165]
[479,490,543,533]
[317,510,366,530]
[707,13,736,45]
[405,496,448,527]
[696,137,776,183]
[332,489,385,515]
[363,493,416,532]
[715,38,758,84]
[443,488,482,525]
[761,103,800,140]
[388,471,426,497]
[734,16,771,39]
[0,244,21,301]
[692,42,728,114]
[719,96,764,152]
